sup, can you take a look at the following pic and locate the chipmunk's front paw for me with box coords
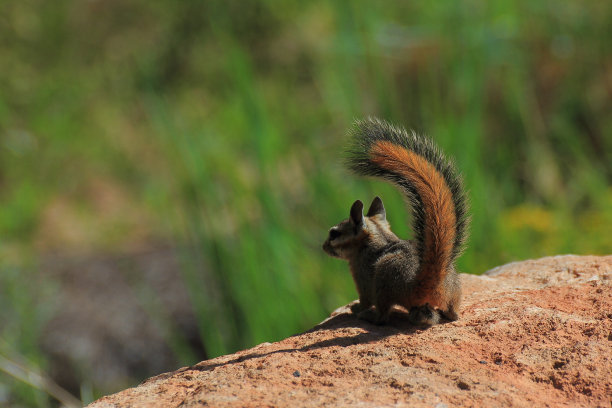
[350,301,370,314]
[357,308,389,325]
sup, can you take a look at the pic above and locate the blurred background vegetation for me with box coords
[1,0,610,405]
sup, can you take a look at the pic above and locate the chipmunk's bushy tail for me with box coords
[346,118,470,278]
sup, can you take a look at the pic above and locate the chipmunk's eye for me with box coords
[329,228,341,240]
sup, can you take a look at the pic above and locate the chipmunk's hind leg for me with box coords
[440,284,461,321]
[439,306,459,321]
[408,303,440,326]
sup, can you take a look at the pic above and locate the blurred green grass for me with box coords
[1,0,611,404]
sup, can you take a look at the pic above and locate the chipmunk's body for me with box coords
[323,118,469,325]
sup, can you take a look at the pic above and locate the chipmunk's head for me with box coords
[322,196,390,259]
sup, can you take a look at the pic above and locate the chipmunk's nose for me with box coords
[322,241,339,258]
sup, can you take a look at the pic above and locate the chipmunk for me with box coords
[323,118,470,325]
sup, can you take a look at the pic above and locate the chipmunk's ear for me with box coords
[349,200,365,229]
[366,196,386,220]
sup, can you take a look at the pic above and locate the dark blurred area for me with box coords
[38,246,206,397]
[0,1,610,405]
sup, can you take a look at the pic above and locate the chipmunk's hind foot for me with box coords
[408,303,440,326]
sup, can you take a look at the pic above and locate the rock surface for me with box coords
[89,255,612,407]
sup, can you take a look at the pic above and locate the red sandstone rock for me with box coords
[89,255,612,407]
